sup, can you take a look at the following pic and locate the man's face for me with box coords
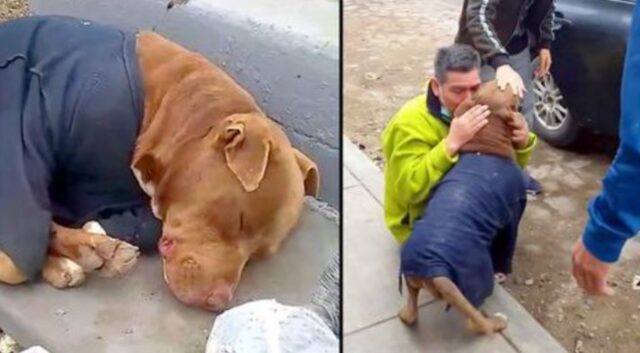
[433,69,482,113]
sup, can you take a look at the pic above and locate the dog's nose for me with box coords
[205,288,232,312]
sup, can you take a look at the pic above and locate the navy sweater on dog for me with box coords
[0,15,161,279]
[400,153,527,307]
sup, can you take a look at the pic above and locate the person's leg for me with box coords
[490,228,510,284]
[509,49,535,127]
[508,49,543,194]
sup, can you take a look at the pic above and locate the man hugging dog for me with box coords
[382,44,537,334]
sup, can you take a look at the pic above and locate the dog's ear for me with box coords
[220,120,271,192]
[293,148,319,197]
[132,153,164,186]
[131,153,166,219]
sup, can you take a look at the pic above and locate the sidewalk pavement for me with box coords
[343,136,568,353]
[0,202,338,353]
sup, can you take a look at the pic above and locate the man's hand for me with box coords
[509,113,530,149]
[496,65,525,98]
[445,104,490,157]
[571,239,615,296]
[535,49,552,78]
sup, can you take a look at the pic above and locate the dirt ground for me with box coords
[0,0,28,21]
[344,0,640,352]
[0,3,30,353]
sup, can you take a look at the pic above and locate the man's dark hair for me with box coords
[434,44,481,83]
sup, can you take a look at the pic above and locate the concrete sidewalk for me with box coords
[343,137,567,353]
[0,202,338,353]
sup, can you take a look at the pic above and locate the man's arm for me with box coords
[572,138,640,295]
[572,2,640,297]
[466,0,526,97]
[510,111,538,168]
[465,0,510,69]
[581,2,640,263]
[583,171,640,263]
[514,133,537,168]
[384,123,458,207]
[535,1,556,53]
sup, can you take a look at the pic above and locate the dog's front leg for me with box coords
[41,255,86,288]
[398,276,420,325]
[49,221,140,278]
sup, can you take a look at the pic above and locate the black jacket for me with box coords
[455,0,555,68]
[0,16,160,279]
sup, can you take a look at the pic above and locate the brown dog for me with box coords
[0,19,318,312]
[398,81,526,335]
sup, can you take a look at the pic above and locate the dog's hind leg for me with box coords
[0,251,27,285]
[432,277,506,335]
[398,276,421,325]
[422,278,442,299]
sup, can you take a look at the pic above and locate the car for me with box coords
[531,0,635,148]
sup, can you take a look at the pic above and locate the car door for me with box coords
[549,0,633,136]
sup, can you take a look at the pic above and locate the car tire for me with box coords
[532,73,581,148]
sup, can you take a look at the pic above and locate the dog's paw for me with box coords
[489,313,508,332]
[398,306,418,326]
[466,313,508,335]
[42,257,86,289]
[53,222,140,276]
[95,240,140,278]
[73,244,105,272]
[494,312,508,322]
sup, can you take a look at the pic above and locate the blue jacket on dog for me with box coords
[0,16,160,279]
[400,153,527,307]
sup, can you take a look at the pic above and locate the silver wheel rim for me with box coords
[533,73,570,131]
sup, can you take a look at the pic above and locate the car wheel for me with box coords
[532,73,580,147]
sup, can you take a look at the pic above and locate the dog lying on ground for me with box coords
[398,81,529,334]
[0,15,318,312]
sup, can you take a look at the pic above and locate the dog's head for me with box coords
[133,112,318,312]
[453,80,522,121]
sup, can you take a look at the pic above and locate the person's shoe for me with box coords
[525,173,543,196]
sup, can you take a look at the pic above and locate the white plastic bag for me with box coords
[205,299,338,353]
[20,346,51,353]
